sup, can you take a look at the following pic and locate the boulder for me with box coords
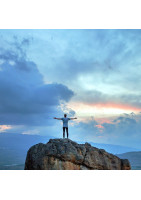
[24,139,131,170]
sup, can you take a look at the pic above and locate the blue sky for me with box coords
[0,29,141,148]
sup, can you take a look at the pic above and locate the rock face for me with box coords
[24,139,131,170]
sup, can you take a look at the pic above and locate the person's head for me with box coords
[64,114,67,118]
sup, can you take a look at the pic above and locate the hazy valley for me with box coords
[0,133,140,170]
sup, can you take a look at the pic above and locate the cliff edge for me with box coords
[24,138,131,170]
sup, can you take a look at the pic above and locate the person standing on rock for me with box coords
[54,114,77,139]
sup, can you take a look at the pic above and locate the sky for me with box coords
[0,29,141,148]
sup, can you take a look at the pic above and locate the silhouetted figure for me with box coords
[54,114,77,139]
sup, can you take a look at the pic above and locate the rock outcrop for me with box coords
[24,139,131,170]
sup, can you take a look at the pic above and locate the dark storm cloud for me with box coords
[0,40,74,126]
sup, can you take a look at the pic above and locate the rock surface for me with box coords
[24,139,131,170]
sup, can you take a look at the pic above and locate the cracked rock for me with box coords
[24,138,131,170]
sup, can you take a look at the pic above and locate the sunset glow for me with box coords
[68,102,140,118]
[0,125,12,132]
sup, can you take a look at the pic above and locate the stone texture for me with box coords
[24,138,131,170]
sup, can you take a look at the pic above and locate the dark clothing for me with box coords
[63,127,68,138]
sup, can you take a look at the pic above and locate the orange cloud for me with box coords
[96,118,114,124]
[89,102,141,112]
[69,101,141,112]
[0,125,12,132]
[95,124,104,129]
[95,124,105,133]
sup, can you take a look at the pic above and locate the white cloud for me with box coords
[22,129,40,135]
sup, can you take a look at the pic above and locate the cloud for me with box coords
[22,129,40,135]
[0,38,74,126]
[1,30,141,113]
[71,89,141,111]
[72,113,141,148]
[0,125,13,132]
[0,30,141,148]
[59,102,76,117]
[35,29,141,112]
[41,30,141,78]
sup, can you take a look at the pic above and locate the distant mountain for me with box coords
[89,142,140,155]
[0,133,140,170]
[0,133,52,170]
[0,132,51,150]
[77,140,140,154]
[116,151,141,170]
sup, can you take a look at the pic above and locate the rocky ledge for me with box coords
[24,139,131,170]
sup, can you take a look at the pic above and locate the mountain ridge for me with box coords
[117,151,141,170]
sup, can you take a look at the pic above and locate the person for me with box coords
[54,114,77,139]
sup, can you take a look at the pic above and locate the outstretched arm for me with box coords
[54,117,62,120]
[69,117,77,120]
